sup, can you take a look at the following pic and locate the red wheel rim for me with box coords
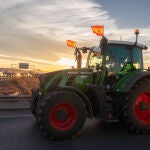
[49,102,77,131]
[134,91,150,124]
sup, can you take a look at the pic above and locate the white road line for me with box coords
[0,115,33,118]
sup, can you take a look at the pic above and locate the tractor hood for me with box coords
[39,69,70,90]
[39,68,93,95]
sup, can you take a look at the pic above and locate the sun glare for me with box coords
[56,57,87,68]
[56,58,76,68]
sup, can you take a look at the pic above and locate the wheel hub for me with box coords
[56,110,68,120]
[49,103,77,131]
[139,101,150,111]
[134,92,150,124]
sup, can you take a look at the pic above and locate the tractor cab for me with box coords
[87,41,146,89]
[87,42,144,72]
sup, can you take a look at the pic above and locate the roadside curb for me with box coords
[0,95,31,109]
[0,101,30,109]
[0,95,31,102]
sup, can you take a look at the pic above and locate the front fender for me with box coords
[57,85,93,118]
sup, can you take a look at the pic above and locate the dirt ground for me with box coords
[0,77,39,95]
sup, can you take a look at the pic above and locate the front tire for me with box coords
[36,90,87,140]
[119,78,150,134]
[30,90,40,116]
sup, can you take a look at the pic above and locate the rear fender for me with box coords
[113,71,150,92]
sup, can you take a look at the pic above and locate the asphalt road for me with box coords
[0,109,150,150]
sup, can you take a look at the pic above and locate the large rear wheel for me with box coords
[36,90,87,140]
[119,78,150,134]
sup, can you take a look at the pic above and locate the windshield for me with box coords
[105,45,143,74]
[87,45,143,74]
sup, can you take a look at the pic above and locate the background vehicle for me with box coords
[31,26,150,140]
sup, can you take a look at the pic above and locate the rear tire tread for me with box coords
[119,78,150,135]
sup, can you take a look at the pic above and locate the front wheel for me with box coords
[30,89,40,116]
[119,78,150,134]
[36,90,87,140]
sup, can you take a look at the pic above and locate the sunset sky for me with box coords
[0,0,149,72]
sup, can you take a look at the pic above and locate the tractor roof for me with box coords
[109,40,147,50]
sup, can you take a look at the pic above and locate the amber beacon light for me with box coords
[135,29,139,35]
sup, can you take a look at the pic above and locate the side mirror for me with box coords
[144,45,148,50]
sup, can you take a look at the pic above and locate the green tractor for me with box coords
[31,27,150,140]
